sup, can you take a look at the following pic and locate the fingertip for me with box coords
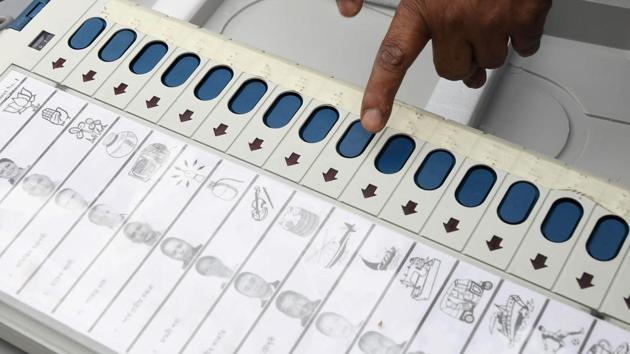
[361,108,387,133]
[513,39,541,57]
[336,0,362,17]
[463,68,487,89]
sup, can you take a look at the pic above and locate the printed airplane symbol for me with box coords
[52,58,65,69]
[113,83,128,95]
[179,109,194,122]
[145,96,160,109]
[577,272,594,289]
[82,70,96,82]
[249,138,263,151]
[401,200,418,215]
[443,218,460,233]
[530,253,548,270]
[362,184,377,198]
[486,235,503,251]
[624,296,630,309]
[285,153,301,166]
[213,123,228,136]
[322,168,338,182]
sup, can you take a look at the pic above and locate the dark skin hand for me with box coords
[337,0,553,132]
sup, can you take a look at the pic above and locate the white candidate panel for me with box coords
[0,104,117,253]
[0,117,151,294]
[521,299,594,354]
[53,144,220,331]
[129,175,293,354]
[347,243,457,354]
[465,280,547,354]
[237,208,372,353]
[180,192,332,354]
[90,160,255,352]
[19,131,184,311]
[581,320,630,354]
[0,89,85,202]
[0,75,55,149]
[405,262,500,354]
[291,225,415,354]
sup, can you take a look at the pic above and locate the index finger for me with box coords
[361,0,431,132]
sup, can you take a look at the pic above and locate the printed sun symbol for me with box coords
[172,159,206,188]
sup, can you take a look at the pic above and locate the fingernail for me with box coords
[362,108,384,132]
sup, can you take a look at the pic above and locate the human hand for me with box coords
[337,0,553,132]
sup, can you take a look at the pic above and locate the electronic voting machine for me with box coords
[0,1,628,353]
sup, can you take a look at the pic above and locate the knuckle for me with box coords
[377,40,407,72]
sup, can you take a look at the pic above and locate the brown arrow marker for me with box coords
[52,58,66,69]
[624,296,630,309]
[577,272,594,289]
[249,138,263,151]
[213,123,228,136]
[530,253,548,270]
[82,70,96,82]
[322,168,338,182]
[113,83,128,95]
[486,235,503,251]
[179,110,194,122]
[285,153,300,166]
[443,218,460,233]
[145,96,160,109]
[362,184,377,198]
[402,201,418,215]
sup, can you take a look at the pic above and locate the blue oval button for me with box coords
[299,106,339,143]
[586,216,628,261]
[336,120,375,158]
[228,79,268,114]
[374,135,416,174]
[161,53,200,88]
[541,198,583,243]
[414,149,455,190]
[129,41,168,75]
[68,17,107,50]
[455,166,497,207]
[263,92,303,128]
[98,29,136,62]
[195,66,233,101]
[497,181,540,225]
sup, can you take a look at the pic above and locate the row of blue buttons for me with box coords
[69,17,629,263]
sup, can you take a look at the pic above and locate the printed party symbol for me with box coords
[306,223,357,269]
[129,143,171,182]
[362,247,400,271]
[41,107,70,126]
[101,131,138,158]
[208,177,244,201]
[172,159,206,188]
[586,340,630,354]
[489,295,534,346]
[278,206,320,237]
[400,257,441,301]
[251,186,274,221]
[68,118,107,143]
[3,87,40,114]
[537,325,584,353]
[440,279,493,323]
